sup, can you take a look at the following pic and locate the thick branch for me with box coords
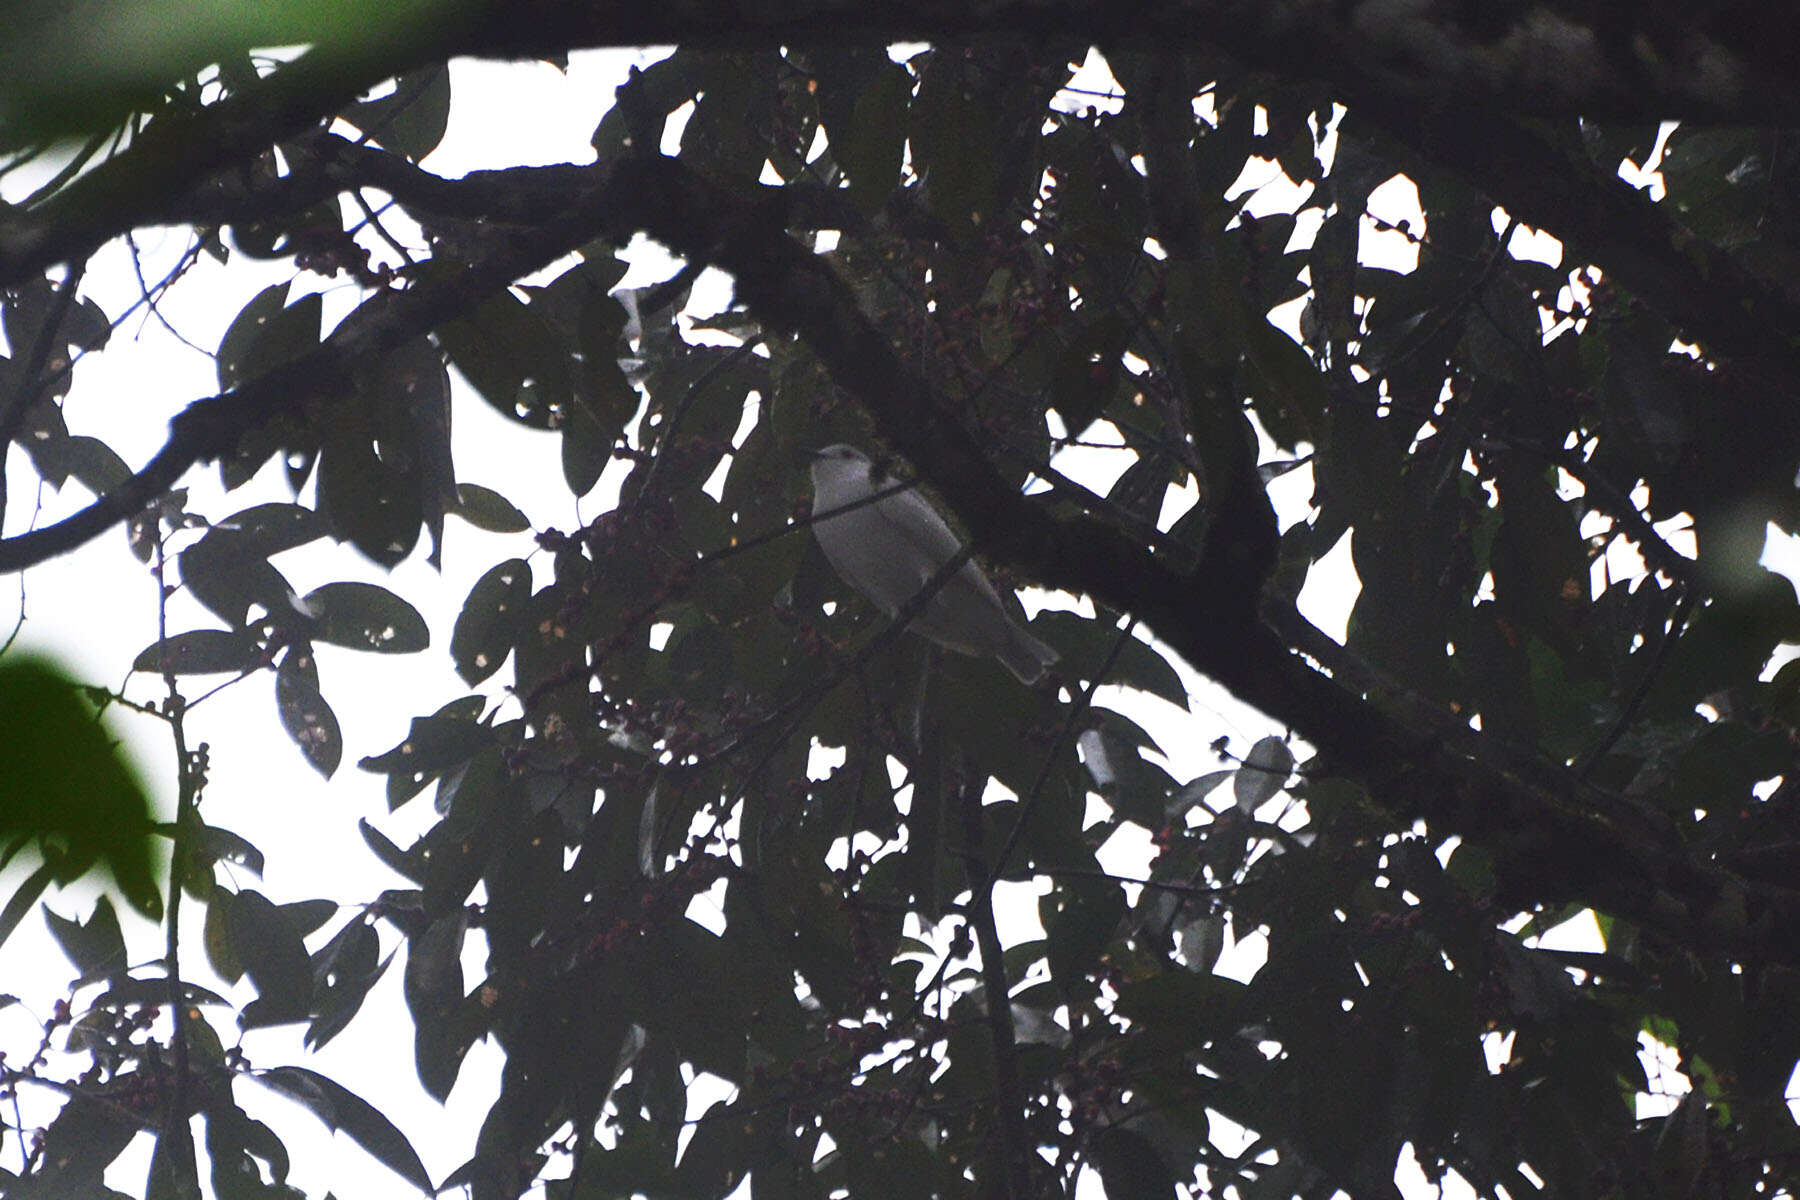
[10,2,1800,131]
[592,148,1797,964]
[5,15,1798,412]
[0,166,629,571]
[1,69,1791,963]
[0,42,436,284]
[458,1,1800,123]
[1351,103,1800,390]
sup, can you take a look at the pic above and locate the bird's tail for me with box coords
[998,623,1059,685]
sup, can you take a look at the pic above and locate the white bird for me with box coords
[808,445,1058,684]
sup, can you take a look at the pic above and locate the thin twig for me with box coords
[697,473,919,565]
[153,535,198,1164]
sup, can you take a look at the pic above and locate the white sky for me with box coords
[2,44,1793,1200]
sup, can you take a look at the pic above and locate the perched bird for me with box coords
[808,445,1058,684]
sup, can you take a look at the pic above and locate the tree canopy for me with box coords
[2,3,1798,1198]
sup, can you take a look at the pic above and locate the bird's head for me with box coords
[809,443,873,488]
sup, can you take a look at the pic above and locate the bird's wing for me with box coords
[871,482,1008,604]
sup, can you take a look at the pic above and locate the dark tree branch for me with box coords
[0,41,1791,972]
[1350,102,1800,390]
[457,1,1800,123]
[588,148,1799,964]
[0,165,632,571]
[4,105,1789,966]
[10,1,1800,135]
[4,16,1797,414]
[0,39,441,282]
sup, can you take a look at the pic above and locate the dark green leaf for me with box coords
[404,912,472,1101]
[301,582,429,653]
[206,1101,294,1200]
[210,503,325,556]
[836,61,912,213]
[227,889,314,1026]
[1089,1127,1179,1199]
[308,918,387,1050]
[439,288,573,429]
[147,1116,201,1200]
[449,483,531,533]
[199,825,265,876]
[61,435,131,496]
[43,895,126,978]
[93,977,230,1009]
[16,1096,137,1196]
[179,534,300,630]
[281,898,338,937]
[347,66,452,161]
[0,655,159,916]
[217,286,322,392]
[451,558,532,684]
[253,1067,434,1194]
[133,629,265,676]
[357,696,489,808]
[358,818,425,882]
[316,426,424,567]
[275,642,342,778]
[205,886,243,984]
[1235,735,1293,812]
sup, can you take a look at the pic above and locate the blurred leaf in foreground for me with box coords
[0,653,160,919]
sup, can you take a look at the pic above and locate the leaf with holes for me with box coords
[308,918,387,1050]
[276,642,341,778]
[301,582,428,653]
[358,696,490,809]
[451,558,531,684]
[438,288,572,429]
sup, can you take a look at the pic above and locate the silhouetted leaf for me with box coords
[133,629,265,676]
[217,285,321,392]
[301,582,429,653]
[451,558,531,684]
[347,65,452,161]
[179,534,301,629]
[254,1067,433,1194]
[358,696,489,808]
[276,642,341,778]
[836,60,912,213]
[43,896,126,979]
[308,918,387,1050]
[228,889,314,1027]
[449,483,530,533]
[439,288,572,429]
